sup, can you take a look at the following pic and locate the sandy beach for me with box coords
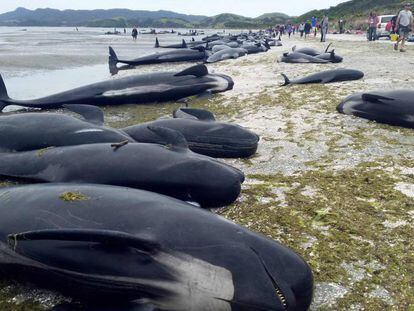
[0,28,413,310]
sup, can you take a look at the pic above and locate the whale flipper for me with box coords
[280,73,291,86]
[155,37,160,48]
[63,104,104,125]
[8,229,161,254]
[173,108,216,121]
[174,64,208,77]
[147,126,188,151]
[362,93,394,103]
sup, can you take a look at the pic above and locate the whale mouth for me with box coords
[250,247,289,310]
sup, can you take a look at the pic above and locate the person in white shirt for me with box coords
[394,3,413,52]
[299,22,305,38]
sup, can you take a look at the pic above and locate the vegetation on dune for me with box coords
[296,0,414,29]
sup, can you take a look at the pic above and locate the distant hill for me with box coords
[296,0,412,29]
[0,7,206,27]
[199,13,290,29]
[1,3,411,30]
[0,7,290,28]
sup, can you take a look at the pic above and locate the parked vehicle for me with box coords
[376,15,395,39]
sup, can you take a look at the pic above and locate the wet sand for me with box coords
[0,29,413,310]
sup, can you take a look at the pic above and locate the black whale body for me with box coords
[0,65,233,112]
[292,43,332,56]
[281,69,364,86]
[0,135,244,208]
[109,46,207,66]
[337,90,414,129]
[122,108,260,158]
[0,183,314,310]
[279,52,330,64]
[0,105,133,152]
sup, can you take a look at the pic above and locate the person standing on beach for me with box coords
[320,14,329,42]
[299,22,305,38]
[287,23,293,38]
[132,27,138,41]
[304,21,311,39]
[311,16,317,37]
[368,12,379,41]
[394,3,413,52]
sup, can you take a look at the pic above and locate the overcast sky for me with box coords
[0,0,349,17]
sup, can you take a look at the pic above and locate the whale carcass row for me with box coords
[0,127,244,208]
[337,90,414,129]
[0,65,234,111]
[122,108,260,158]
[0,105,135,152]
[0,183,314,310]
[280,69,364,86]
[206,48,248,63]
[109,46,207,66]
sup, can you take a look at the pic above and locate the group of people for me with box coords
[272,15,330,42]
[368,3,412,52]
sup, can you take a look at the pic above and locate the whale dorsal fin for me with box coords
[8,229,160,254]
[147,126,188,151]
[362,93,394,103]
[182,39,187,48]
[63,104,104,125]
[174,64,208,77]
[173,108,216,121]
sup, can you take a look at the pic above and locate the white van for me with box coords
[376,15,395,38]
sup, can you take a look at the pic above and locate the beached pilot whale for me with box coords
[280,69,364,86]
[206,48,248,63]
[0,127,244,208]
[0,105,134,152]
[122,108,260,158]
[154,37,187,49]
[279,50,340,64]
[0,183,314,310]
[337,90,414,129]
[0,64,234,112]
[109,46,208,66]
[292,43,332,56]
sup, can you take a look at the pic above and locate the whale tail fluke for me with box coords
[108,46,118,63]
[280,73,290,86]
[155,37,160,48]
[0,74,10,112]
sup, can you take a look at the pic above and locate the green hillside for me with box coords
[199,13,290,29]
[296,0,414,29]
